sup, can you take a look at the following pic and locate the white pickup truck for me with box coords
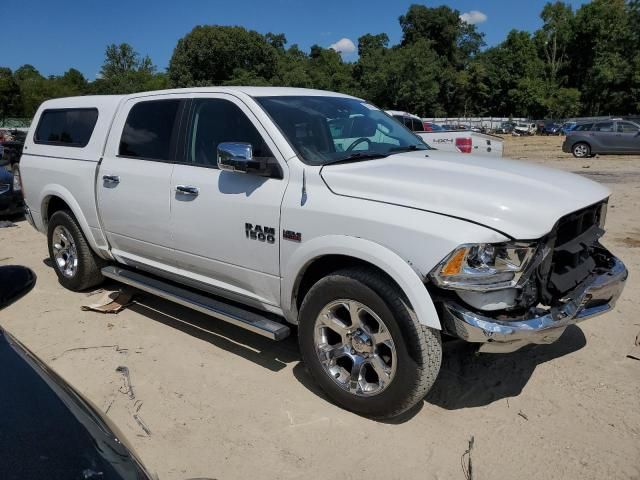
[386,110,503,156]
[20,87,627,418]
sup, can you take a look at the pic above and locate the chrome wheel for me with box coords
[51,225,78,278]
[573,143,589,158]
[314,299,397,397]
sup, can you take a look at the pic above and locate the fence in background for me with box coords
[0,118,32,129]
[421,117,529,129]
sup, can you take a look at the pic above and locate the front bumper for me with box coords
[440,254,628,353]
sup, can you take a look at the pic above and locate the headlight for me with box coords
[597,202,607,229]
[430,242,539,291]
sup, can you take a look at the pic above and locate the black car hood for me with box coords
[0,328,152,480]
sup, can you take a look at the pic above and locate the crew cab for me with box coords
[20,88,627,418]
[386,110,503,157]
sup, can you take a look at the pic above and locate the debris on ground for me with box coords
[0,220,16,228]
[518,410,529,421]
[81,288,134,313]
[133,413,152,436]
[116,365,135,400]
[50,344,127,361]
[461,436,474,480]
[85,288,105,297]
[627,331,640,361]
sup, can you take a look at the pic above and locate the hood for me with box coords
[320,150,610,239]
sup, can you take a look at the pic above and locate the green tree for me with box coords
[13,65,49,116]
[93,43,166,94]
[480,30,546,116]
[357,33,389,57]
[535,2,574,85]
[169,26,279,87]
[383,40,441,116]
[265,32,287,52]
[568,0,635,114]
[0,68,22,121]
[271,45,313,88]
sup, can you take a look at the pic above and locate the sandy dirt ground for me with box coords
[1,135,639,480]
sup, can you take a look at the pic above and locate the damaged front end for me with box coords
[430,202,628,353]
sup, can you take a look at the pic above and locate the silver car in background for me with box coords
[563,120,640,158]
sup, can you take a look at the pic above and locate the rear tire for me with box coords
[47,210,105,291]
[572,142,591,158]
[298,267,442,419]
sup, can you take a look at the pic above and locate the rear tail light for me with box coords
[12,165,22,192]
[455,137,473,153]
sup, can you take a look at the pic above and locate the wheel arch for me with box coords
[40,186,102,254]
[282,235,441,329]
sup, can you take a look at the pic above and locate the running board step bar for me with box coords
[101,266,290,341]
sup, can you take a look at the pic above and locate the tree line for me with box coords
[1,0,639,121]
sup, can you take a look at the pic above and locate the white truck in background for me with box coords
[386,110,503,157]
[19,87,626,419]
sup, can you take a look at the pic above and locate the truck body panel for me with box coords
[20,86,626,363]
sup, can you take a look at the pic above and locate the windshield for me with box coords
[256,96,429,165]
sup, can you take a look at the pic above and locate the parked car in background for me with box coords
[0,164,24,216]
[386,111,503,157]
[563,120,640,157]
[541,123,562,135]
[513,122,537,135]
[0,265,155,480]
[0,128,27,181]
[495,122,515,134]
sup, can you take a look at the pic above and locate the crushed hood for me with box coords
[320,150,610,239]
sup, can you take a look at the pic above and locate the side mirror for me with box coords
[0,266,36,311]
[217,142,275,177]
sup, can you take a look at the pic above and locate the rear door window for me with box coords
[119,100,181,161]
[593,122,614,132]
[35,109,98,147]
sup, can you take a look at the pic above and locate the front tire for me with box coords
[47,210,104,291]
[572,142,591,158]
[298,268,442,418]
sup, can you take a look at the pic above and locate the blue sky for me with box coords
[7,0,589,79]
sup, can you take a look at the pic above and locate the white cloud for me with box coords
[460,10,488,25]
[330,38,357,56]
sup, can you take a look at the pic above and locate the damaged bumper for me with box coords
[440,254,628,353]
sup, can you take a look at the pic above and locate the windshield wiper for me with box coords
[388,144,429,153]
[323,152,390,166]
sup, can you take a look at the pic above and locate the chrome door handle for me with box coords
[102,175,120,185]
[176,185,199,196]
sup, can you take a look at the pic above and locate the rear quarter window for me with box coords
[34,109,99,147]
